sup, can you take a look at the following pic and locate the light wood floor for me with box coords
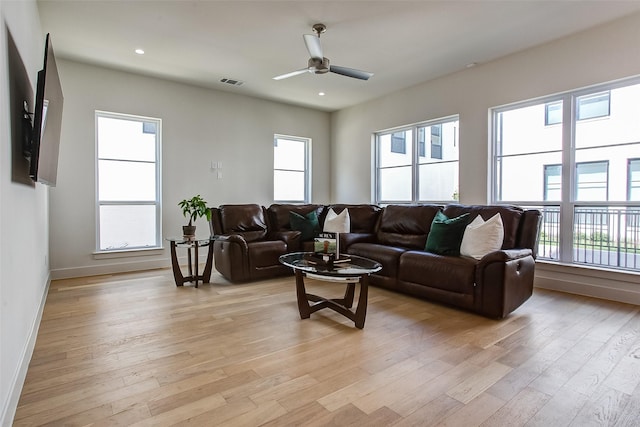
[13,268,640,426]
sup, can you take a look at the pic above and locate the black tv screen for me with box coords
[30,33,64,186]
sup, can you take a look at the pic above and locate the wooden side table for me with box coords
[166,237,214,287]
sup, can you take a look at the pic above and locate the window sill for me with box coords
[93,247,165,260]
[536,259,640,284]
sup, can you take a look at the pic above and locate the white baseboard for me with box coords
[534,262,640,306]
[2,275,50,427]
[50,253,210,280]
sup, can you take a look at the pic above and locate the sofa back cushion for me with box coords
[443,204,523,249]
[377,205,441,249]
[328,204,382,233]
[219,204,268,242]
[267,204,326,236]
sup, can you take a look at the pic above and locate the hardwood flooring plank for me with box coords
[446,362,513,404]
[569,385,630,427]
[480,386,550,427]
[437,392,506,427]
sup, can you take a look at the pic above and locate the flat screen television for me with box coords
[27,33,64,186]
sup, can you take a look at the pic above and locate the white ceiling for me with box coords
[37,0,640,112]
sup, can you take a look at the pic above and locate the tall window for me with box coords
[96,111,161,251]
[273,134,310,203]
[375,116,459,204]
[492,79,640,271]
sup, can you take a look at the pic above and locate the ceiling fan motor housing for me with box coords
[308,57,330,74]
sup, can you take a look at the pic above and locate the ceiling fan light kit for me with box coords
[273,23,373,81]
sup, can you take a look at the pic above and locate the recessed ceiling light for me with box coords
[318,92,325,96]
[135,48,145,55]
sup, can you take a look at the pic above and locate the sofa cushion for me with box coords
[324,208,350,233]
[460,213,504,259]
[219,204,268,243]
[289,210,320,241]
[348,242,407,280]
[376,205,441,249]
[399,250,477,294]
[425,211,470,256]
[248,240,289,269]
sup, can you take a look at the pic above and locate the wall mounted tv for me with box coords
[23,33,64,186]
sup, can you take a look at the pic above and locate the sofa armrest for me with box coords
[477,248,532,266]
[215,234,250,252]
[474,248,536,318]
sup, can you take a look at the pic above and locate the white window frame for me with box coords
[273,134,311,204]
[95,111,162,253]
[374,115,459,205]
[491,77,640,270]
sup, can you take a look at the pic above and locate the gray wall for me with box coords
[1,1,49,424]
[49,61,331,278]
[331,12,640,303]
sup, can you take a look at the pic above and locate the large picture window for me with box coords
[492,79,640,271]
[375,116,459,204]
[96,111,161,251]
[273,134,310,203]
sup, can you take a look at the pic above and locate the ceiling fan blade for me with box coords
[303,34,323,60]
[273,68,310,80]
[329,65,374,80]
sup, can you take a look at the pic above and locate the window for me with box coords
[96,112,161,251]
[576,161,608,201]
[273,134,310,203]
[543,164,561,201]
[545,101,562,126]
[375,116,459,204]
[577,91,610,121]
[492,79,640,271]
[430,124,442,159]
[629,159,640,201]
[390,132,406,154]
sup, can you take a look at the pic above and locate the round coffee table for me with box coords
[279,252,382,329]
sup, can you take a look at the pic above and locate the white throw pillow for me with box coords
[323,208,351,233]
[460,213,504,260]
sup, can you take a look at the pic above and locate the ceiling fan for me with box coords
[273,23,374,81]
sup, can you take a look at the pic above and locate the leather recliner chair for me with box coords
[210,204,300,282]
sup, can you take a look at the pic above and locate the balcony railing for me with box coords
[532,206,640,271]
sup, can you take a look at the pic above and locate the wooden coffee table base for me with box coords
[294,270,369,329]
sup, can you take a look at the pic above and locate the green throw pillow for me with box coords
[289,210,320,241]
[425,211,470,256]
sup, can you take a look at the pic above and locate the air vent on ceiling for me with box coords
[220,78,244,86]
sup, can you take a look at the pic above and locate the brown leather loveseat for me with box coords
[210,203,541,318]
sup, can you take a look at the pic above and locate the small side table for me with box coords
[166,237,215,287]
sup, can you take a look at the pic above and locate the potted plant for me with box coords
[178,195,211,239]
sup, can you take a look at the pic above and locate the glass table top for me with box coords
[279,252,382,278]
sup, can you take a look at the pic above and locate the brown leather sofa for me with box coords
[210,203,541,318]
